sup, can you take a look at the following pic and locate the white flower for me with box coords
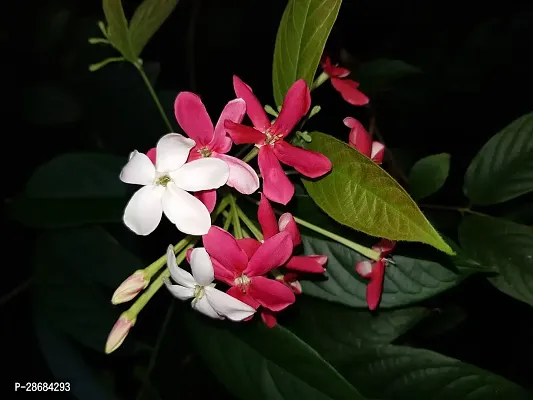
[120,133,230,236]
[164,245,256,321]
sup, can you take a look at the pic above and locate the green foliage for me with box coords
[464,112,533,205]
[302,132,454,254]
[102,0,136,61]
[272,0,342,106]
[459,215,533,307]
[408,153,450,200]
[300,235,461,308]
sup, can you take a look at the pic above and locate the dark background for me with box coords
[3,0,533,398]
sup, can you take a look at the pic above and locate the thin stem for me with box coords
[0,278,33,306]
[236,207,264,241]
[242,147,259,163]
[134,63,173,133]
[223,209,233,231]
[419,204,490,218]
[311,71,330,91]
[229,195,243,239]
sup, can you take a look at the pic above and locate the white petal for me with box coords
[123,185,164,236]
[192,296,223,319]
[120,151,156,185]
[162,183,212,235]
[155,133,196,173]
[170,158,229,192]
[166,245,196,288]
[190,248,214,286]
[164,279,195,300]
[205,286,256,321]
[216,154,259,194]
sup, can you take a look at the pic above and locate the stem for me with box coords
[242,147,259,163]
[229,195,243,239]
[419,204,490,218]
[0,278,33,306]
[223,209,233,231]
[236,207,264,241]
[311,71,330,91]
[134,63,174,133]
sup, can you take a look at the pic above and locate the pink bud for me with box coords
[105,314,135,354]
[111,271,148,305]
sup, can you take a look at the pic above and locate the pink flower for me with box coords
[224,76,332,205]
[105,313,135,354]
[111,270,148,304]
[343,117,385,164]
[355,239,396,310]
[321,56,369,106]
[169,93,260,212]
[202,226,296,312]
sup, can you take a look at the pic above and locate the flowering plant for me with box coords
[12,0,533,398]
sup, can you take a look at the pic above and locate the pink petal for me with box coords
[227,286,260,310]
[213,137,233,154]
[308,254,328,266]
[211,257,236,286]
[146,148,157,164]
[203,226,248,276]
[272,141,332,179]
[282,273,303,294]
[233,75,270,132]
[237,238,262,259]
[215,154,259,194]
[331,78,369,106]
[174,92,214,146]
[271,79,311,138]
[186,248,193,263]
[194,189,217,213]
[211,98,246,153]
[344,117,372,157]
[261,309,278,328]
[372,239,396,257]
[286,256,326,273]
[258,193,279,240]
[249,276,296,312]
[278,213,301,247]
[320,56,350,78]
[367,260,386,310]
[371,141,385,164]
[186,148,203,162]
[246,231,293,276]
[224,121,265,145]
[355,260,373,278]
[258,145,294,205]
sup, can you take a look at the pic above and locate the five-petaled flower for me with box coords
[224,76,332,205]
[173,93,260,212]
[202,226,296,313]
[355,239,396,310]
[344,117,385,164]
[164,245,256,321]
[320,56,369,106]
[120,133,229,236]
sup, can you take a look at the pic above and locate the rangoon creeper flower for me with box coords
[320,55,369,106]
[344,117,385,164]
[355,239,396,310]
[203,226,296,313]
[164,245,256,321]
[120,133,229,236]
[111,270,148,304]
[105,313,135,354]
[224,76,332,205]
[172,93,259,212]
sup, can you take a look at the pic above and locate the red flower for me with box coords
[202,226,296,312]
[344,117,385,164]
[224,76,332,205]
[321,56,369,106]
[355,239,396,310]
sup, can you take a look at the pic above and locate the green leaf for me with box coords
[353,58,422,94]
[272,0,342,106]
[287,297,429,353]
[185,312,365,400]
[408,153,450,200]
[129,0,178,57]
[464,112,533,205]
[302,132,454,254]
[33,226,142,351]
[300,235,461,308]
[335,344,531,400]
[458,215,533,307]
[23,84,83,125]
[102,0,136,61]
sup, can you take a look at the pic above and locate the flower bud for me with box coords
[105,313,135,354]
[111,271,148,305]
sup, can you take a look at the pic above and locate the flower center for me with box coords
[234,274,251,292]
[264,129,282,145]
[198,146,212,157]
[193,285,205,301]
[156,174,172,187]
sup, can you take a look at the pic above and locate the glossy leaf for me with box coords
[408,153,450,200]
[272,0,342,106]
[129,0,178,57]
[185,312,365,400]
[464,112,533,205]
[102,0,136,61]
[302,132,454,254]
[300,235,461,308]
[459,215,533,307]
